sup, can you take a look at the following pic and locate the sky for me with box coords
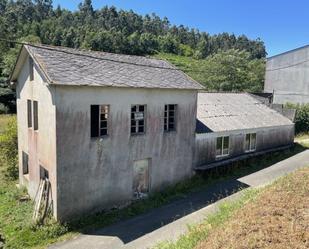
[52,0,309,57]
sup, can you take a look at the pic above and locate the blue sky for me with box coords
[53,0,309,57]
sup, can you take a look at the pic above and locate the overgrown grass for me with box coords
[155,53,211,88]
[0,115,13,134]
[155,188,260,249]
[295,133,309,147]
[0,112,307,248]
[156,167,309,249]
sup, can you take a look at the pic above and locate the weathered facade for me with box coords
[195,93,295,169]
[264,45,309,104]
[11,44,202,221]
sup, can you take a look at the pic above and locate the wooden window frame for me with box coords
[131,105,146,135]
[245,133,257,152]
[99,105,109,136]
[164,104,177,132]
[90,105,110,138]
[216,136,229,158]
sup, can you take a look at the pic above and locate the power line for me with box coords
[0,38,189,72]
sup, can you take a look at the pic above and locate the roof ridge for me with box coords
[26,44,179,71]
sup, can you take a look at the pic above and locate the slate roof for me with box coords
[22,44,202,90]
[197,92,293,133]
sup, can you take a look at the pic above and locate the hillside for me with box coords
[157,51,265,92]
[0,0,266,112]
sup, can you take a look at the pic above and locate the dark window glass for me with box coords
[27,100,32,128]
[33,101,38,130]
[22,151,29,175]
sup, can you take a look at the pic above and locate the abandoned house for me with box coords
[264,45,309,104]
[195,92,295,170]
[10,44,203,221]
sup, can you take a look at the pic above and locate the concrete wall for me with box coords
[264,46,309,104]
[53,86,197,221]
[16,55,58,216]
[195,125,295,167]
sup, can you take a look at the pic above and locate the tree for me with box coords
[201,49,265,91]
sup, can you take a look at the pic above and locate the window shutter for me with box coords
[91,105,99,137]
[33,101,38,130]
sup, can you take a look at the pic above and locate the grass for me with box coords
[156,167,309,249]
[155,53,212,88]
[0,113,308,248]
[0,115,13,134]
[295,133,309,147]
[1,143,307,249]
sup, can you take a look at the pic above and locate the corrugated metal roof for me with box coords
[23,44,203,90]
[197,92,293,133]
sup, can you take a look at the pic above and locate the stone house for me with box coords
[10,44,202,221]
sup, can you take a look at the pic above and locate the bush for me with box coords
[0,103,9,114]
[0,116,18,179]
[286,103,309,134]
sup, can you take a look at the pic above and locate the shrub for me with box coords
[286,103,309,134]
[0,103,9,114]
[0,116,18,179]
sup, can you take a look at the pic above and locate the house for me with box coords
[10,44,202,221]
[195,92,295,170]
[264,45,309,104]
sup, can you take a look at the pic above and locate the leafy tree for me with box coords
[0,0,267,113]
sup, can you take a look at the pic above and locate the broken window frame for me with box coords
[99,105,109,136]
[164,104,177,132]
[245,133,257,152]
[90,105,110,138]
[216,136,229,158]
[131,105,146,135]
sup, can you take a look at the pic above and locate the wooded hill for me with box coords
[0,0,266,113]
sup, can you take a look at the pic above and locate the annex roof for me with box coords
[196,92,293,133]
[11,44,203,90]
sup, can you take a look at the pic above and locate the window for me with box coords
[27,100,32,128]
[216,136,229,157]
[90,105,109,138]
[131,105,146,134]
[164,104,177,132]
[33,101,38,131]
[22,151,29,175]
[245,133,257,152]
[29,57,34,81]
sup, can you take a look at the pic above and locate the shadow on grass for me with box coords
[60,143,307,245]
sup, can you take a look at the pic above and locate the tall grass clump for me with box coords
[0,116,18,179]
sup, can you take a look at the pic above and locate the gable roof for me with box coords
[11,44,203,90]
[196,92,293,133]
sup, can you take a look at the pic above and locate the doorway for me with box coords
[133,159,150,199]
